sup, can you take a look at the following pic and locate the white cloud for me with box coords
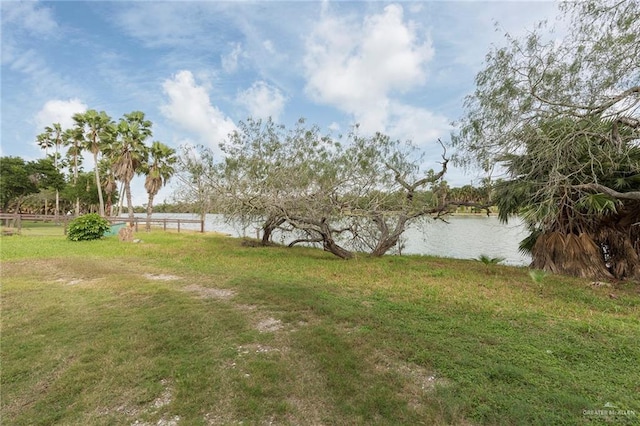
[35,99,88,131]
[262,40,275,54]
[328,122,341,133]
[387,103,452,147]
[304,4,434,133]
[221,42,243,73]
[1,1,58,36]
[160,70,236,147]
[237,81,286,121]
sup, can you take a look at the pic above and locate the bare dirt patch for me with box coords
[143,273,181,281]
[182,284,236,300]
[373,353,451,412]
[237,343,282,355]
[99,379,178,425]
[255,317,283,333]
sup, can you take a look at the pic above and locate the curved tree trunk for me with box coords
[370,214,411,257]
[287,216,354,259]
[318,221,353,259]
[261,216,285,245]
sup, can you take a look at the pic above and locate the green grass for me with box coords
[1,231,639,425]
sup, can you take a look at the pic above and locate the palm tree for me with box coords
[112,111,152,221]
[73,110,114,217]
[142,141,177,231]
[99,159,117,217]
[62,127,84,216]
[36,132,53,215]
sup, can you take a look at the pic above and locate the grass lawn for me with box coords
[1,230,639,425]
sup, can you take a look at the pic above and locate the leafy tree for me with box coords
[172,144,218,222]
[61,171,101,213]
[0,157,38,211]
[111,111,151,221]
[73,110,115,216]
[453,0,639,280]
[142,141,177,231]
[218,118,451,259]
[0,157,65,213]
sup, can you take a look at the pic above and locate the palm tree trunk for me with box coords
[93,152,105,216]
[125,181,134,221]
[117,182,125,216]
[146,193,155,232]
[55,190,60,222]
[73,152,80,216]
[54,143,59,220]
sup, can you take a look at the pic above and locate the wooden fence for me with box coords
[0,214,204,235]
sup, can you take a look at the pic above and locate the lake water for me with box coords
[132,213,532,266]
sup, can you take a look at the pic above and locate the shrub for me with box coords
[67,214,110,241]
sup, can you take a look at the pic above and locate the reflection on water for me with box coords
[133,213,531,266]
[401,215,531,266]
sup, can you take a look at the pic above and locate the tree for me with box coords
[142,141,177,231]
[73,110,114,217]
[0,157,65,213]
[61,171,102,213]
[111,111,152,221]
[62,127,85,215]
[218,118,451,259]
[453,0,639,280]
[0,157,38,211]
[172,144,218,222]
[99,159,117,216]
[36,123,64,218]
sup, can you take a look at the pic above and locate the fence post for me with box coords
[177,220,181,233]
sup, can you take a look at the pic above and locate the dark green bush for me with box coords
[67,214,110,241]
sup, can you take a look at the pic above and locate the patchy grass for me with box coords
[1,231,639,425]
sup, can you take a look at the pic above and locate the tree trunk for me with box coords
[596,207,640,281]
[146,192,155,232]
[261,216,285,245]
[117,182,125,216]
[93,152,105,217]
[74,152,80,216]
[322,236,354,259]
[318,221,353,259]
[531,232,614,280]
[370,214,410,257]
[55,190,60,222]
[125,180,134,221]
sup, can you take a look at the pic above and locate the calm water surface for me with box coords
[134,213,531,266]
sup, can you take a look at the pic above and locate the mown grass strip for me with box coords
[1,231,639,425]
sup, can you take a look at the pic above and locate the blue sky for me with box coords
[1,1,562,204]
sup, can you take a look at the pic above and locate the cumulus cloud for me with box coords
[387,103,452,147]
[237,81,286,121]
[304,4,434,133]
[35,98,87,131]
[160,70,237,147]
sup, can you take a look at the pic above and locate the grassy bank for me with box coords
[1,231,638,425]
